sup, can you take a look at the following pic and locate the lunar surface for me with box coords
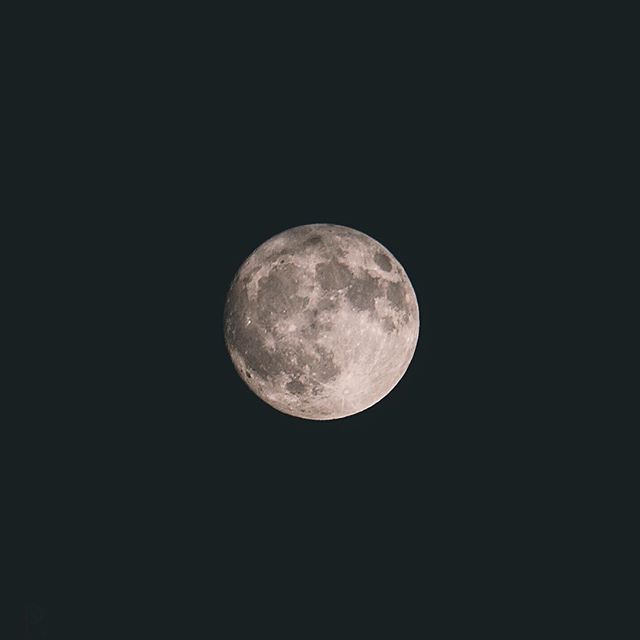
[223,224,419,420]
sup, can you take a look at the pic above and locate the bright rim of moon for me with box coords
[224,224,419,420]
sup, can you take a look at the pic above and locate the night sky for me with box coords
[10,6,562,637]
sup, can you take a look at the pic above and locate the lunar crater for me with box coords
[374,252,392,272]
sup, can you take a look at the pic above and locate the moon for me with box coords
[224,224,419,420]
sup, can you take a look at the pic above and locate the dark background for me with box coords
[8,5,581,637]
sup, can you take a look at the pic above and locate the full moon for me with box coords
[224,224,419,420]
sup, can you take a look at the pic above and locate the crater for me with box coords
[303,235,322,247]
[267,249,294,265]
[286,379,306,394]
[374,252,392,272]
[241,266,261,286]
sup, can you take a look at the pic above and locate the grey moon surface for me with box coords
[223,224,420,420]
